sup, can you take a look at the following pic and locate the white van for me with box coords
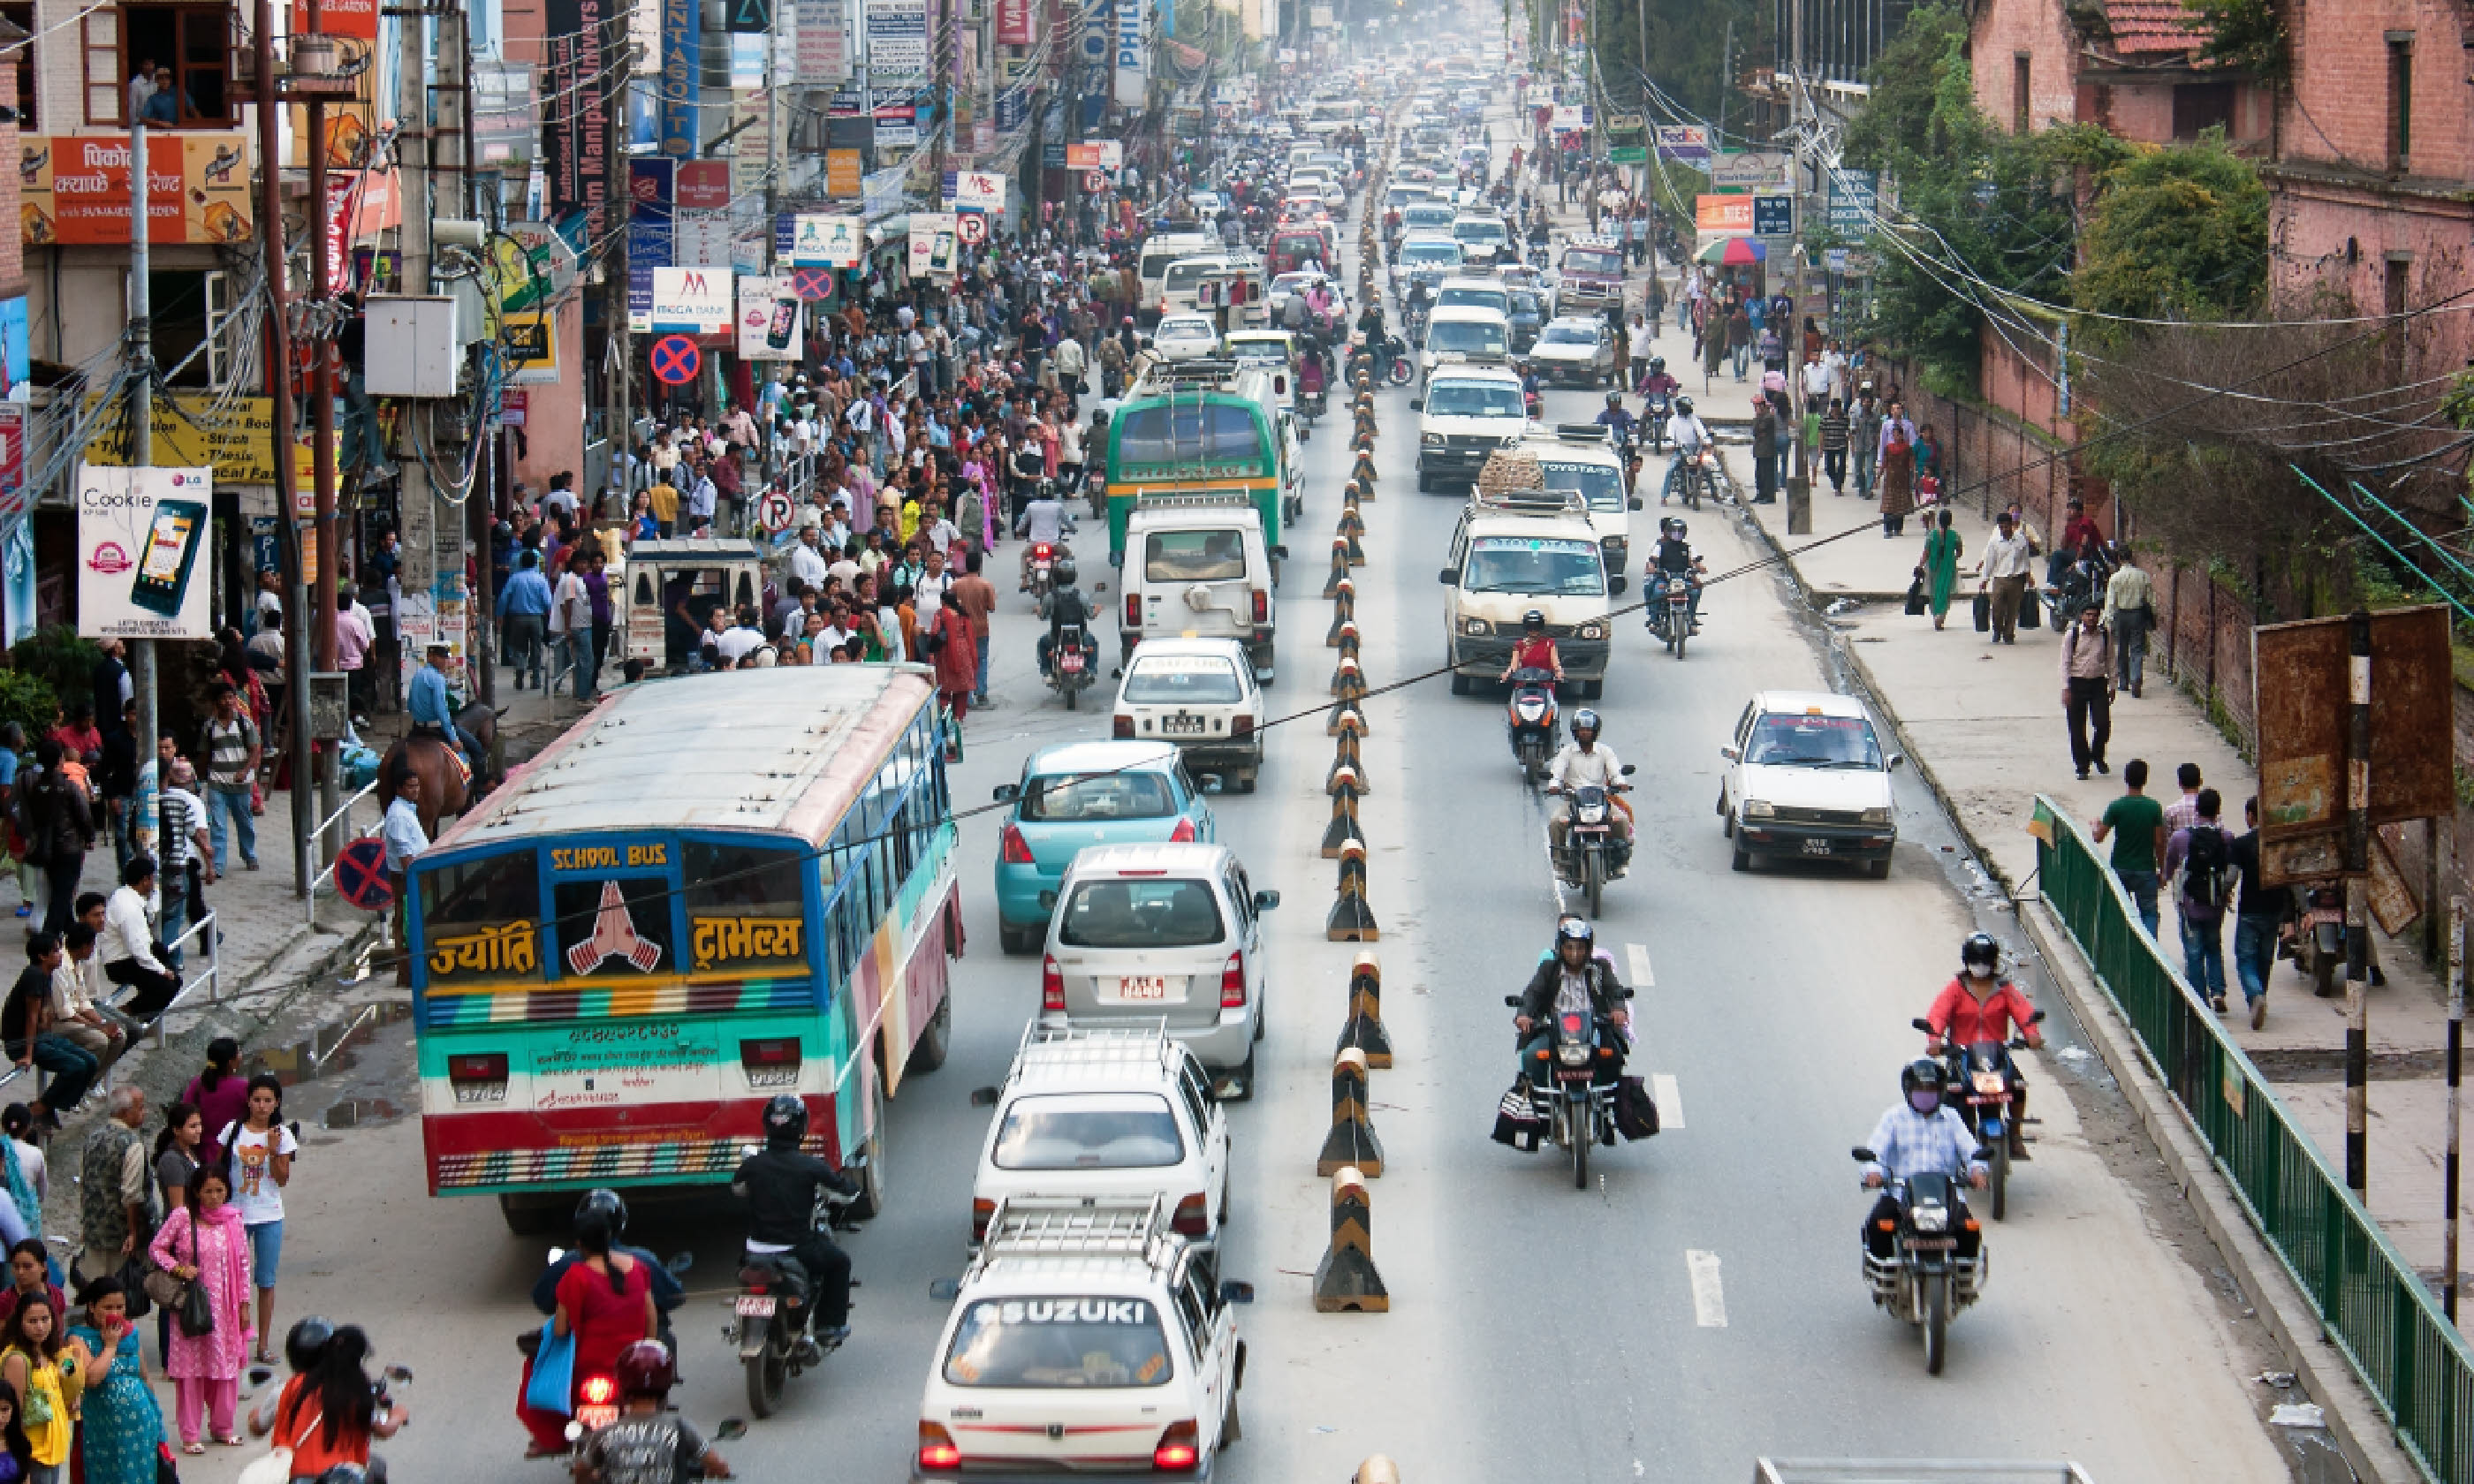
[1521,423,1643,593]
[1417,304,1513,384]
[1139,231,1223,323]
[1159,254,1270,328]
[1119,492,1279,678]
[1438,488,1613,697]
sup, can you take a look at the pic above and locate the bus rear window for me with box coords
[1114,404,1267,469]
[417,850,543,985]
[944,1298,1173,1388]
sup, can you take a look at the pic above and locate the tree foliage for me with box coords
[2070,135,2268,328]
[1587,0,1770,134]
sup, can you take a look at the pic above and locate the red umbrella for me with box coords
[1695,236,1768,267]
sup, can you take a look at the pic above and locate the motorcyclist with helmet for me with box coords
[572,1340,733,1483]
[1924,932,2043,1159]
[532,1189,687,1353]
[1512,919,1632,1086]
[1861,1060,1989,1260]
[1544,708,1634,866]
[1036,552,1098,678]
[1637,355,1681,401]
[1594,391,1636,458]
[1355,300,1391,383]
[730,1094,861,1351]
[1662,395,1712,504]
[1402,280,1433,344]
[1499,609,1563,685]
[1646,517,1707,633]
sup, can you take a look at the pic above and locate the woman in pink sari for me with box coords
[148,1167,254,1451]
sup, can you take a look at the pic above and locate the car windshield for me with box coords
[1125,654,1245,703]
[1539,325,1598,345]
[1145,529,1249,582]
[1509,292,1541,317]
[992,1094,1184,1170]
[1437,288,1508,313]
[1405,208,1454,228]
[1423,382,1524,417]
[1163,262,1219,291]
[1402,243,1462,266]
[1453,220,1506,243]
[1563,249,1623,276]
[1463,536,1606,596]
[1059,878,1227,949]
[1273,274,1320,293]
[1426,321,1506,356]
[1747,714,1886,768]
[1159,320,1213,340]
[1537,459,1626,511]
[1021,771,1177,822]
[943,1297,1174,1389]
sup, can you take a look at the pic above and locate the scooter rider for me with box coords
[1663,396,1711,504]
[1016,483,1068,591]
[573,1341,734,1482]
[1861,1060,1988,1260]
[1646,517,1706,632]
[731,1094,860,1350]
[1499,610,1563,684]
[1595,391,1636,458]
[1036,553,1097,675]
[1923,932,2043,1159]
[1513,919,1631,1086]
[1356,301,1390,382]
[532,1190,687,1354]
[1544,708,1634,859]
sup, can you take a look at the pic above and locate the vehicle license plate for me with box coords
[1906,1238,1956,1251]
[735,1294,778,1317]
[1802,839,1834,856]
[1060,653,1085,672]
[452,1082,505,1105]
[1162,716,1206,736]
[1117,976,1169,1000]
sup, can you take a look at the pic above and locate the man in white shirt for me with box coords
[714,612,769,665]
[550,555,597,701]
[790,526,832,589]
[826,546,862,592]
[154,758,211,972]
[1980,511,2035,646]
[100,857,178,1018]
[1544,711,1633,860]
[49,924,125,1058]
[1662,396,1711,504]
[382,771,429,934]
[914,549,953,611]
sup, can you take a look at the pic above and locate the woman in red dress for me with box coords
[514,1207,654,1456]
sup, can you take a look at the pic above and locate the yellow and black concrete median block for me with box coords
[1327,837,1378,943]
[1320,779,1365,858]
[1317,1046,1385,1177]
[1323,537,1353,599]
[1338,950,1393,1068]
[1325,727,1365,794]
[1326,589,1356,645]
[1312,1164,1389,1313]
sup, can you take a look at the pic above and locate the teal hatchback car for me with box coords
[992,740,1219,953]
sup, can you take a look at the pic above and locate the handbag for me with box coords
[235,1398,322,1484]
[2017,588,2042,631]
[173,1217,214,1339]
[1903,578,1927,618]
[154,1440,180,1484]
[524,1318,577,1417]
[1973,590,1992,632]
[1614,1076,1660,1140]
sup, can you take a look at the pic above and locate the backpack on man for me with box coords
[2180,824,2236,915]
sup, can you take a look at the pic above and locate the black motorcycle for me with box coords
[1849,1147,1985,1375]
[1647,572,1698,658]
[1643,392,1671,453]
[1503,994,1630,1188]
[1914,1010,2045,1221]
[1045,618,1101,710]
[732,1163,862,1418]
[1552,769,1635,918]
[1504,667,1559,784]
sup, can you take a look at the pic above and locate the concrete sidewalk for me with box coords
[1731,466,2474,1296]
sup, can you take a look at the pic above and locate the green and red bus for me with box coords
[407,666,959,1231]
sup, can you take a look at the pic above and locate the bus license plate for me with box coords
[1802,839,1833,856]
[1161,716,1205,736]
[452,1082,506,1105]
[736,1295,778,1317]
[1117,976,1169,1000]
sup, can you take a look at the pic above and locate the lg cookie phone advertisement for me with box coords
[77,463,216,640]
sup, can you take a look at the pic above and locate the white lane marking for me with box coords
[1686,1250,1727,1328]
[1652,1073,1682,1129]
[1627,942,1654,985]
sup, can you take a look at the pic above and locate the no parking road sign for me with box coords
[333,837,393,911]
[957,212,988,246]
[756,488,795,533]
[1082,170,1108,193]
[650,335,702,385]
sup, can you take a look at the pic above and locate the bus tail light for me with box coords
[1220,951,1247,1009]
[971,1198,996,1242]
[918,1422,962,1471]
[740,1038,802,1086]
[446,1053,508,1101]
[1172,1192,1209,1236]
[1153,1420,1201,1471]
[999,822,1036,864]
[1168,816,1198,844]
[1042,956,1066,1011]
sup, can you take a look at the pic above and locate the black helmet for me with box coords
[285,1315,336,1374]
[1901,1057,1947,1098]
[763,1093,809,1147]
[1522,609,1544,631]
[1674,395,1694,416]
[573,1188,628,1247]
[1961,931,2001,975]
[1605,390,1622,406]
[1055,552,1079,587]
[1570,708,1600,739]
[1649,356,1666,375]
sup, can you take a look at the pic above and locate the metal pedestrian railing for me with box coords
[2038,799,2474,1482]
[307,778,383,932]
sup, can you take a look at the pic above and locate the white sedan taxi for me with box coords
[1717,689,1904,877]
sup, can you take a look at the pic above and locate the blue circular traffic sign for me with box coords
[650,335,702,385]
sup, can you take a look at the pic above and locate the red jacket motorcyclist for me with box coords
[1924,976,2043,1050]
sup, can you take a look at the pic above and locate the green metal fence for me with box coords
[2038,799,2473,1483]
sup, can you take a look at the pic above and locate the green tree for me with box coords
[2069,135,2268,326]
[1585,0,1770,131]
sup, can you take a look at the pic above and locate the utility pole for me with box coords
[307,2,341,869]
[126,113,157,854]
[394,0,437,703]
[1782,0,1809,535]
[253,0,313,897]
[2447,895,2463,1321]
[2345,608,2372,1192]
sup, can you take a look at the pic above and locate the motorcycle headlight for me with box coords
[1515,700,1544,719]
[1461,617,1491,636]
[1909,1203,1949,1233]
[1557,1041,1592,1066]
[1422,432,1445,448]
[1861,806,1893,826]
[1742,799,1774,820]
[1577,623,1605,640]
[1577,802,1607,823]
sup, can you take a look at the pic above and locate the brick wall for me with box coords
[1970,0,2087,132]
[0,17,25,300]
[2280,0,2469,178]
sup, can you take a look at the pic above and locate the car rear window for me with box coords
[1426,320,1506,357]
[1145,530,1249,582]
[1125,654,1244,704]
[944,1296,1174,1388]
[1059,878,1226,949]
[1021,772,1176,822]
[992,1093,1184,1170]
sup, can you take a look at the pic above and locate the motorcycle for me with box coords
[1915,1010,2045,1222]
[1551,768,1636,919]
[1647,572,1697,657]
[1403,305,1430,347]
[2289,881,2346,997]
[732,1162,863,1418]
[1526,242,1550,269]
[1666,447,1720,510]
[1504,666,1560,784]
[1501,995,1629,1187]
[1642,391,1671,452]
[1848,1145,1986,1375]
[1046,618,1101,710]
[1385,340,1414,388]
[1523,387,1543,420]
[522,1253,690,1446]
[1027,542,1059,607]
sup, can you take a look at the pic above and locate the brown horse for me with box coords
[378,700,500,840]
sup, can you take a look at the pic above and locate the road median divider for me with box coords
[1338,950,1393,1067]
[1312,1164,1390,1313]
[1327,837,1379,942]
[1317,1046,1385,1176]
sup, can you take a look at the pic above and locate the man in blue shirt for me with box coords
[497,549,553,690]
[407,643,488,792]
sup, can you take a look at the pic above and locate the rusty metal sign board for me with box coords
[2253,604,2454,887]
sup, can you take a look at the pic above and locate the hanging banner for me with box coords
[1710,150,1790,193]
[1695,193,1754,235]
[1655,125,1711,163]
[677,160,732,210]
[736,276,803,360]
[996,0,1035,44]
[1113,0,1148,105]
[660,0,701,156]
[866,0,928,80]
[20,134,254,246]
[543,0,615,237]
[500,312,560,383]
[792,214,861,266]
[76,465,217,640]
[292,0,379,36]
[907,213,958,277]
[649,267,733,333]
[795,0,850,81]
[0,405,24,526]
[473,60,538,165]
[1065,140,1122,170]
[82,396,318,486]
[826,148,863,197]
[952,170,1006,211]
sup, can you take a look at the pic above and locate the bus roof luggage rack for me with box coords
[1142,358,1242,384]
[1127,489,1256,511]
